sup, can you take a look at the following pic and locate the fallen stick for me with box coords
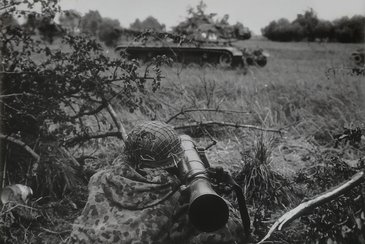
[165,108,250,123]
[258,170,365,244]
[173,121,282,133]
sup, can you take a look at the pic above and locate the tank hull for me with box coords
[115,45,244,68]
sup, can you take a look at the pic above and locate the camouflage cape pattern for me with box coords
[69,156,246,244]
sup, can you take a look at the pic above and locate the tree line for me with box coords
[261,9,365,43]
[1,1,253,48]
[1,9,166,47]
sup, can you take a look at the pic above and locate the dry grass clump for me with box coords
[234,133,299,210]
[32,143,84,199]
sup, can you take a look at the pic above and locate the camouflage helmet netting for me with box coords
[125,121,182,168]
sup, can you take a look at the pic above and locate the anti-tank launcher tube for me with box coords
[178,135,229,232]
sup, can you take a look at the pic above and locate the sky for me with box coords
[59,0,365,35]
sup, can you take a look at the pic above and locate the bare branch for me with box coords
[106,103,127,141]
[64,131,123,147]
[165,108,251,123]
[173,121,283,133]
[0,93,29,98]
[71,101,106,118]
[0,133,40,162]
[258,170,365,244]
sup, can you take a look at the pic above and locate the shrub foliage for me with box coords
[0,0,169,197]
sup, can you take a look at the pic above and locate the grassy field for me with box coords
[118,39,364,168]
[108,39,365,242]
[3,38,364,243]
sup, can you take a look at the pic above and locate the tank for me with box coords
[350,48,364,75]
[116,27,268,69]
[116,41,269,69]
[115,42,245,68]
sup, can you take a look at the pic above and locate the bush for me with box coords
[0,0,170,198]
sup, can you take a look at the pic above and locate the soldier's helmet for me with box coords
[125,121,183,169]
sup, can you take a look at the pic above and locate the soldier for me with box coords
[68,121,247,244]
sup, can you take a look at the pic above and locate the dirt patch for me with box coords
[270,136,318,178]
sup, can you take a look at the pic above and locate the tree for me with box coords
[37,15,64,43]
[262,18,296,41]
[22,12,38,33]
[130,18,142,30]
[348,15,365,43]
[98,17,122,47]
[333,16,354,43]
[59,9,82,33]
[130,16,165,32]
[80,10,102,36]
[313,20,333,41]
[292,9,319,41]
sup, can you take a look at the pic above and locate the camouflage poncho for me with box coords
[69,156,246,244]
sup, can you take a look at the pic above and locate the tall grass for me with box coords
[151,41,362,129]
[113,39,365,172]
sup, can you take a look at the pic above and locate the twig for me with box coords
[1,157,6,188]
[165,108,251,123]
[0,133,40,162]
[173,121,282,133]
[0,204,20,217]
[258,170,365,244]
